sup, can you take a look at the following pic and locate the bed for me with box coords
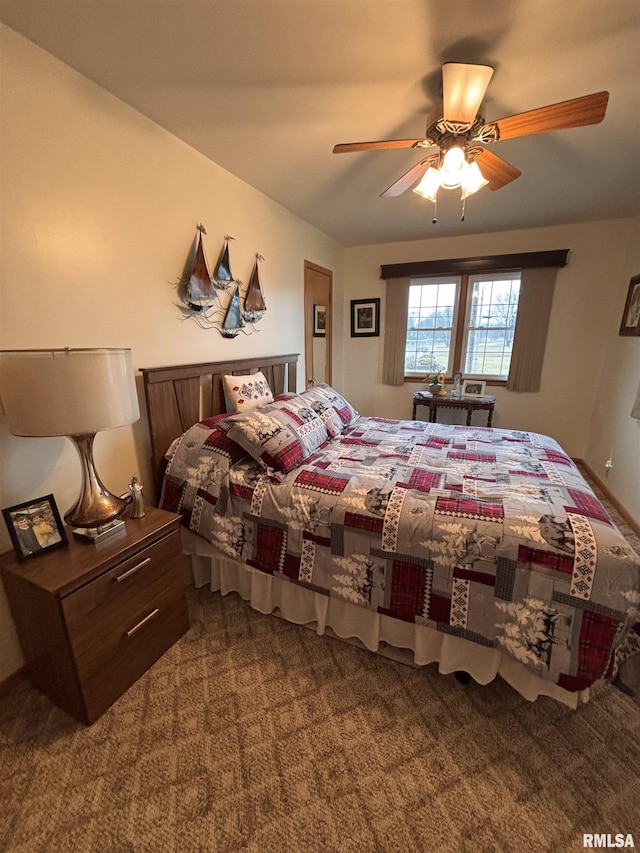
[141,354,640,707]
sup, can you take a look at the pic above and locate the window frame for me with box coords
[404,270,522,385]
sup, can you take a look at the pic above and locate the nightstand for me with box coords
[0,507,189,724]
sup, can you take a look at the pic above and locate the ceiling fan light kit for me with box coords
[333,63,608,224]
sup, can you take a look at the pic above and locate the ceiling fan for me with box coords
[333,63,609,220]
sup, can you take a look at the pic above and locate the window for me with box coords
[405,271,521,381]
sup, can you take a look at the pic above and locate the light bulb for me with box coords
[439,146,466,189]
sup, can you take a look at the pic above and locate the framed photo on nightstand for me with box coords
[3,494,67,561]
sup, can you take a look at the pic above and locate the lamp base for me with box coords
[64,433,127,529]
[72,518,126,543]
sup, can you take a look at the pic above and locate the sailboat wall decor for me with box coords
[186,224,217,311]
[176,225,266,337]
[243,254,267,323]
[212,236,236,290]
[221,283,246,337]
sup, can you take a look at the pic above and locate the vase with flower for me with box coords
[424,370,447,397]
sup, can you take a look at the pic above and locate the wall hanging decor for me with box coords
[619,274,640,336]
[177,225,267,336]
[350,298,380,337]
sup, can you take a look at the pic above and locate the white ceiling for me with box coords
[1,0,639,247]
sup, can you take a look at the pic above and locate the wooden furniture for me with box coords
[0,507,189,724]
[412,391,496,426]
[141,353,299,488]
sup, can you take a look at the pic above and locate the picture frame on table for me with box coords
[2,494,67,562]
[461,379,487,398]
[313,304,326,337]
[351,298,380,337]
[619,274,640,336]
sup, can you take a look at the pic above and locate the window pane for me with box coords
[405,279,458,374]
[463,274,520,378]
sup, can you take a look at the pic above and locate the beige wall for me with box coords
[0,26,344,680]
[341,220,639,468]
[585,216,640,521]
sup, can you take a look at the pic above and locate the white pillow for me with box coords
[223,371,274,412]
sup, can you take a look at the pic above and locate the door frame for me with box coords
[304,260,332,387]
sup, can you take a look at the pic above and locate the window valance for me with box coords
[380,249,569,281]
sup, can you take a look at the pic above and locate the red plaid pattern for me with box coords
[435,496,504,520]
[447,451,496,463]
[558,610,618,690]
[248,524,285,574]
[565,489,612,524]
[263,442,304,474]
[383,559,428,622]
[160,478,185,513]
[344,512,383,534]
[204,429,248,463]
[543,449,572,466]
[423,437,450,449]
[401,468,443,493]
[230,483,254,501]
[295,469,349,494]
[517,544,573,574]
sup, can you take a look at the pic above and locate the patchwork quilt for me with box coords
[161,414,640,694]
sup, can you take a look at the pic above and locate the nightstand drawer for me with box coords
[74,577,189,722]
[62,528,182,648]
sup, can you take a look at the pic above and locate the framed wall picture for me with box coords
[313,304,326,337]
[3,494,67,561]
[461,379,487,398]
[351,298,380,337]
[619,274,640,336]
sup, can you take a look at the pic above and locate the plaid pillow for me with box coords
[224,396,330,477]
[298,384,359,433]
[160,415,248,514]
[223,371,274,412]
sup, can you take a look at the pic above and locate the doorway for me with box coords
[304,260,332,388]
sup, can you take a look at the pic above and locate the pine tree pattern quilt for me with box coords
[160,412,640,694]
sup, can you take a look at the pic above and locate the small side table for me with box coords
[412,391,496,427]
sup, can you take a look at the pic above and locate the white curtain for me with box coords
[382,277,410,385]
[507,267,558,392]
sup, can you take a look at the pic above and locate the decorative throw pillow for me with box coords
[224,396,330,477]
[223,371,274,412]
[300,384,359,431]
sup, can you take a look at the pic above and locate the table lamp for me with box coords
[0,348,140,539]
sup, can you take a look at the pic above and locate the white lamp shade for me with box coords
[413,167,441,202]
[461,160,490,199]
[0,348,140,437]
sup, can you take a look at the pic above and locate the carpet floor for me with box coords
[1,470,639,852]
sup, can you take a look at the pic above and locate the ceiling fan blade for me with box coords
[442,63,493,124]
[333,139,426,154]
[380,160,432,197]
[489,91,609,141]
[474,148,521,190]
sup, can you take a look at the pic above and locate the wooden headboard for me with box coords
[140,353,299,488]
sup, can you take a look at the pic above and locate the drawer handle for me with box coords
[125,608,159,637]
[115,557,151,583]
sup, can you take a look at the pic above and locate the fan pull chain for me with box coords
[432,199,438,224]
[461,194,466,222]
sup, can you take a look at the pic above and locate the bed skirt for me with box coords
[182,530,590,709]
